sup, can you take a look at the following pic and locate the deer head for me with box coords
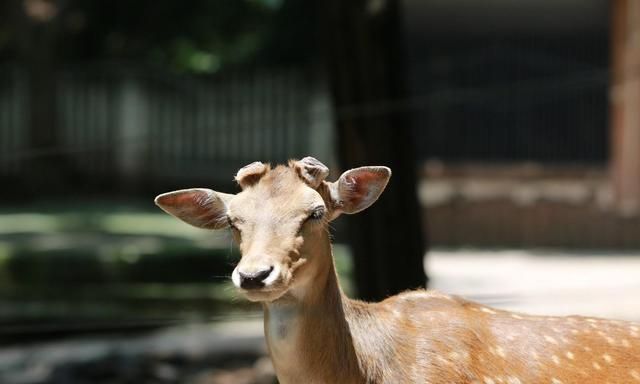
[155,157,391,302]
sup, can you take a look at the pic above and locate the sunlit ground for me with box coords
[427,249,640,322]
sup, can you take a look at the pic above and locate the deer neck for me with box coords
[263,230,363,383]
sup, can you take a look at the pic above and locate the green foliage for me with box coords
[7,247,108,284]
[0,204,354,323]
[0,0,315,73]
[64,0,276,72]
[124,246,238,283]
[4,244,238,285]
[0,205,240,285]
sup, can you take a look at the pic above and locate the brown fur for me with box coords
[156,160,640,384]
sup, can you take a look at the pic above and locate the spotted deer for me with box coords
[155,157,640,384]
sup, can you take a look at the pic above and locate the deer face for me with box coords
[155,157,390,302]
[225,164,329,302]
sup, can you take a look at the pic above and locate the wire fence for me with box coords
[410,39,609,164]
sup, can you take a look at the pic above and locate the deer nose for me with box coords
[237,266,274,290]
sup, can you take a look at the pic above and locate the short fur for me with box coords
[156,158,640,384]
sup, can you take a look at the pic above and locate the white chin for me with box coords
[242,288,288,303]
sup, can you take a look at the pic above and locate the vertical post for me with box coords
[118,75,147,191]
[611,0,640,215]
[10,0,70,194]
[308,70,335,164]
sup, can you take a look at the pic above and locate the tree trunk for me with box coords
[318,0,428,301]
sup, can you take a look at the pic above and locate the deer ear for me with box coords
[328,166,391,216]
[154,188,234,230]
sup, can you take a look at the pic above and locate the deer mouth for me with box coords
[240,286,289,302]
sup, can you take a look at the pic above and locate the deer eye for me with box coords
[308,207,325,221]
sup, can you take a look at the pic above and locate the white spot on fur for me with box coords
[551,379,563,384]
[631,370,640,381]
[481,307,497,315]
[484,377,496,384]
[544,335,558,344]
[430,292,453,301]
[602,353,613,364]
[551,355,561,365]
[507,377,522,384]
[511,314,523,319]
[437,355,452,366]
[593,362,602,370]
[566,351,574,360]
[401,291,430,301]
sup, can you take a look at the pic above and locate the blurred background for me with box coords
[1,0,639,383]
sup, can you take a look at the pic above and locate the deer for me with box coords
[155,157,640,384]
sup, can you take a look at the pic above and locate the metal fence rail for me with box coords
[0,67,27,176]
[0,66,328,189]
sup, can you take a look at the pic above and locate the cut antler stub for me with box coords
[293,156,330,189]
[235,161,270,188]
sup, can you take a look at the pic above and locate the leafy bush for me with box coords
[5,246,239,285]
